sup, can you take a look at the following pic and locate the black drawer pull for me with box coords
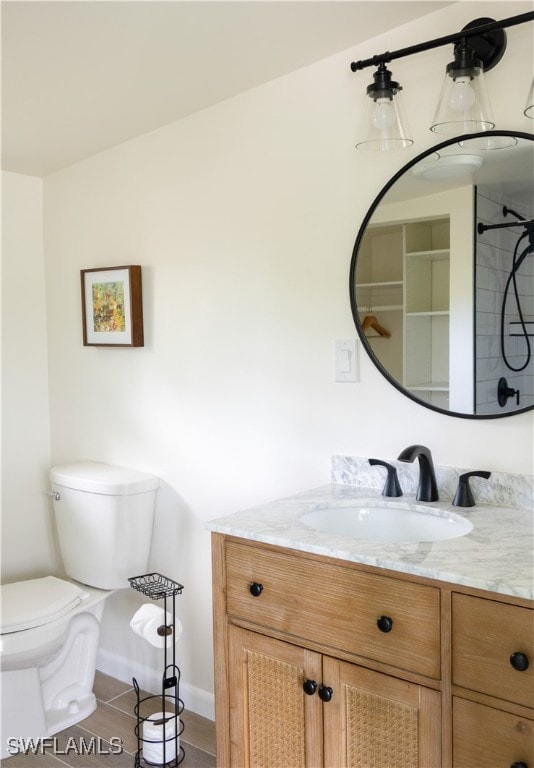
[318,685,333,702]
[377,615,393,633]
[249,582,263,597]
[510,762,528,768]
[510,652,529,672]
[303,679,317,696]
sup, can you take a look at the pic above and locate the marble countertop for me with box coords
[207,484,534,601]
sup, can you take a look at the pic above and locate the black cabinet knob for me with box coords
[318,685,333,702]
[249,582,263,597]
[303,679,317,696]
[510,652,529,672]
[510,762,528,768]
[377,615,393,633]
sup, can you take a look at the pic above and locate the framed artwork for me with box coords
[81,265,144,347]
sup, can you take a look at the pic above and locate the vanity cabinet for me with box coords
[213,536,442,767]
[212,534,534,768]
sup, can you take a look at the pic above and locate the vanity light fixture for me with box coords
[429,36,495,136]
[355,63,413,151]
[351,11,534,150]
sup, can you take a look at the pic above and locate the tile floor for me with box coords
[1,671,216,767]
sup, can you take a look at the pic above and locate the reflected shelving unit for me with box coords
[355,224,405,380]
[404,219,450,409]
[355,216,452,410]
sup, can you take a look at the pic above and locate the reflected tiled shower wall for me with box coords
[475,188,534,415]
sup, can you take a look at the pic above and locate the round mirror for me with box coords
[350,131,534,419]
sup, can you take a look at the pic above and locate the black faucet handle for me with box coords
[452,471,491,507]
[498,377,520,407]
[369,459,403,497]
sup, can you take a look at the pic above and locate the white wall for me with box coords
[3,2,533,719]
[1,172,56,580]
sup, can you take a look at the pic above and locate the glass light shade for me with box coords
[524,79,534,118]
[430,64,495,136]
[356,89,414,151]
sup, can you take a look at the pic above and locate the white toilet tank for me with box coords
[50,462,159,589]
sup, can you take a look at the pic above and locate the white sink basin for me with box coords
[301,499,472,542]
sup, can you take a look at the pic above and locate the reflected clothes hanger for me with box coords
[361,314,391,338]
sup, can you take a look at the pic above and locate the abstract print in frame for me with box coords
[81,265,144,346]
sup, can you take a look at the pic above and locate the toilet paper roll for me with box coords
[130,604,182,648]
[143,712,179,765]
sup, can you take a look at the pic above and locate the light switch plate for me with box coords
[335,339,359,383]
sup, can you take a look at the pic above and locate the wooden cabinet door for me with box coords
[322,658,441,768]
[228,626,323,768]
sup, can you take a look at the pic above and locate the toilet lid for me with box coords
[0,576,88,634]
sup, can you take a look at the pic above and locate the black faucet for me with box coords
[397,445,439,502]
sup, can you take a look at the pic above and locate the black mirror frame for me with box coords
[349,130,534,420]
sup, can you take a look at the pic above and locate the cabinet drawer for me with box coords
[452,593,534,708]
[453,697,534,768]
[225,541,441,679]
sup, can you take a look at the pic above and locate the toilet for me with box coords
[0,461,159,759]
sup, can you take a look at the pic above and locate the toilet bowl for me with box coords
[0,577,111,759]
[0,462,158,759]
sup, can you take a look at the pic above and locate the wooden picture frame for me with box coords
[81,265,144,347]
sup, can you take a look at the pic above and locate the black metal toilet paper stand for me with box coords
[129,573,185,767]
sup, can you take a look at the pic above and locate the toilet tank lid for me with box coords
[50,462,159,495]
[0,577,88,634]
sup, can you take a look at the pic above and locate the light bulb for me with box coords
[448,76,476,113]
[372,98,396,131]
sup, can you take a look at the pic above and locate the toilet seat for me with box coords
[1,577,88,634]
[0,580,111,672]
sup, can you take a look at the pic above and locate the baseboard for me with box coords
[96,648,215,722]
